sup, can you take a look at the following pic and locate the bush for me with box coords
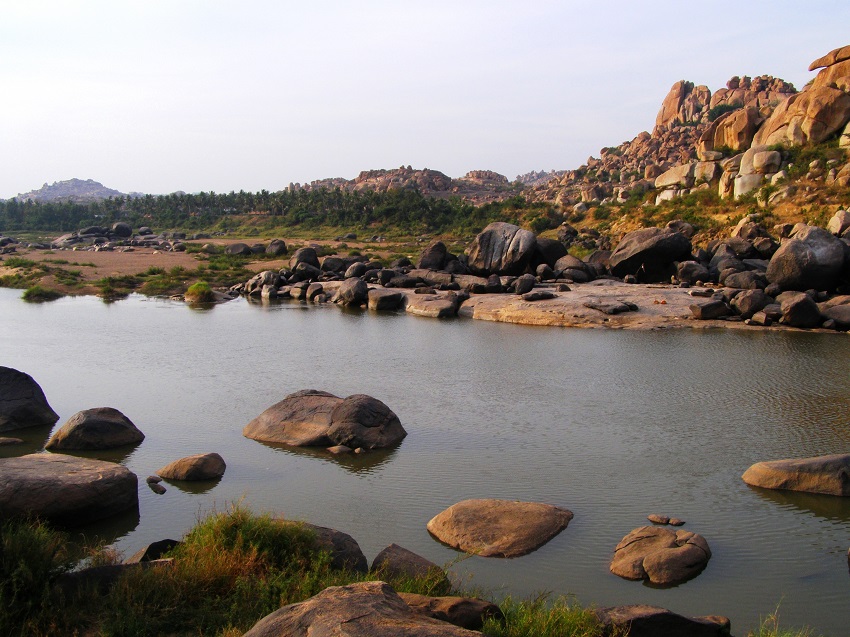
[22,285,63,303]
[184,281,215,303]
[707,101,743,122]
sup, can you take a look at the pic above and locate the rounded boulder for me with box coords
[610,526,711,586]
[0,366,60,433]
[157,453,226,481]
[45,407,144,450]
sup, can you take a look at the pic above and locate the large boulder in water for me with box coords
[243,390,406,450]
[0,367,60,433]
[766,225,846,291]
[609,228,692,282]
[610,526,711,586]
[45,407,144,450]
[742,453,850,496]
[465,222,537,276]
[0,453,138,524]
[243,581,482,637]
[427,499,573,557]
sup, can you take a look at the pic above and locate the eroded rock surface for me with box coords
[610,526,711,586]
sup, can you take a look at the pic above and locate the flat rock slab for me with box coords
[594,604,731,637]
[0,366,60,432]
[610,526,711,586]
[45,407,144,450]
[403,294,459,318]
[157,452,226,481]
[742,453,850,496]
[427,499,573,557]
[0,453,138,524]
[244,581,482,637]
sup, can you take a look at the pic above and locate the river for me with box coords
[1,287,849,635]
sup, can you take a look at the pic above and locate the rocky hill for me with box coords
[285,166,521,205]
[14,179,141,203]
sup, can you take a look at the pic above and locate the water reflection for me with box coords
[747,485,850,523]
[41,443,144,465]
[67,505,141,546]
[0,424,53,457]
[160,476,223,494]
[253,440,399,474]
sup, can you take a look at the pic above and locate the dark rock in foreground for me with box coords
[427,498,573,558]
[0,366,60,433]
[0,453,138,524]
[45,407,144,450]
[399,592,504,631]
[742,453,850,496]
[244,581,481,637]
[594,604,731,637]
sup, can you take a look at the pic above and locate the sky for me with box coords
[1,1,849,199]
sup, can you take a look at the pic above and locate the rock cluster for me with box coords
[50,224,224,253]
[285,165,520,205]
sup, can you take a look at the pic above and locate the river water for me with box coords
[2,287,849,635]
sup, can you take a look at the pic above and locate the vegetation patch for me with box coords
[184,281,215,303]
[21,285,64,303]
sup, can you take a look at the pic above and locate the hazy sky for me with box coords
[1,1,848,198]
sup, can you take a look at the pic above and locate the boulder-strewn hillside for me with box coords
[15,179,141,203]
[285,166,521,205]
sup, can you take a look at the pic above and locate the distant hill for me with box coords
[14,178,142,203]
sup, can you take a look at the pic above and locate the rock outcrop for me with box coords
[244,390,406,450]
[610,526,711,586]
[0,366,60,432]
[243,581,482,637]
[742,453,850,496]
[45,407,144,450]
[0,453,138,524]
[465,222,537,276]
[426,499,573,557]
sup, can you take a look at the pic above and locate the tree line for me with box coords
[0,187,556,236]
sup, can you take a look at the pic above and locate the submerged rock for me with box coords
[427,499,573,558]
[742,453,850,496]
[610,526,711,586]
[244,390,406,450]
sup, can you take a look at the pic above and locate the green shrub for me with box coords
[482,595,608,637]
[2,257,36,269]
[707,101,743,122]
[22,285,63,303]
[184,281,215,303]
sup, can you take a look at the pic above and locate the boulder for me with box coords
[274,521,368,573]
[417,241,448,270]
[778,292,822,328]
[266,239,288,256]
[399,593,503,631]
[534,237,568,268]
[676,261,709,285]
[827,210,850,236]
[0,453,138,524]
[766,226,846,291]
[742,453,850,496]
[809,44,850,71]
[368,289,404,311]
[609,228,692,282]
[753,86,850,146]
[731,289,772,319]
[111,222,132,238]
[465,222,537,276]
[426,499,572,558]
[289,247,321,270]
[372,544,448,586]
[224,242,252,256]
[244,390,405,450]
[335,278,369,307]
[243,581,481,637]
[654,163,695,189]
[325,394,407,450]
[513,273,536,295]
[594,605,731,637]
[404,294,461,318]
[0,366,60,432]
[45,407,144,450]
[610,526,711,586]
[156,453,225,481]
